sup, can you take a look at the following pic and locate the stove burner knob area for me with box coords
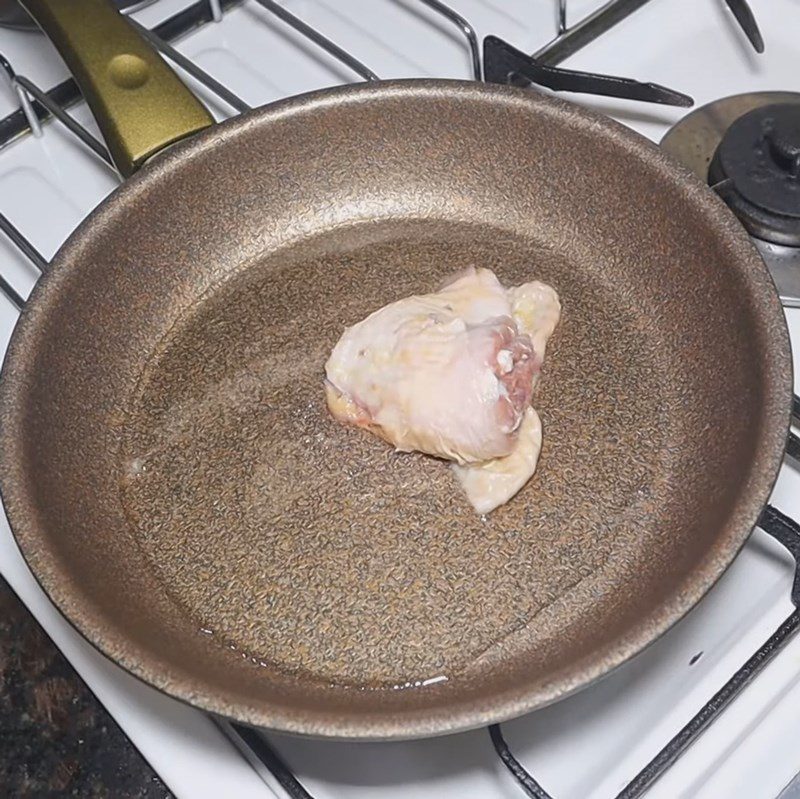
[709,103,800,246]
[766,126,800,176]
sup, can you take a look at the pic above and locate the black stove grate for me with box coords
[0,0,771,151]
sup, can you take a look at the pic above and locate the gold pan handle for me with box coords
[21,0,214,176]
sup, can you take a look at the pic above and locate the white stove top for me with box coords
[1,2,799,798]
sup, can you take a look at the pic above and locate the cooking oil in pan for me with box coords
[119,220,663,688]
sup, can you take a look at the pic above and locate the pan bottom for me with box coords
[119,218,667,690]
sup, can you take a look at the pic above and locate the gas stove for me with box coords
[1,2,799,798]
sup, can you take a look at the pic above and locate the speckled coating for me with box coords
[0,80,791,739]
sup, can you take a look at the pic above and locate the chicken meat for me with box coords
[452,279,561,513]
[324,267,560,513]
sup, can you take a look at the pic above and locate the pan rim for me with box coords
[0,78,792,739]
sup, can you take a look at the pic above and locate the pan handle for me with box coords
[20,0,214,177]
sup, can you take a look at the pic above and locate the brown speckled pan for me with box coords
[0,4,793,740]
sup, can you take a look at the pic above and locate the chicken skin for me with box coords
[325,267,560,512]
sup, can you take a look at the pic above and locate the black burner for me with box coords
[708,103,800,246]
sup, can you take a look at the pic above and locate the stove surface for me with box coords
[0,2,799,798]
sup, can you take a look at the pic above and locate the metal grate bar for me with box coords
[0,211,46,309]
[209,0,224,23]
[484,35,692,106]
[788,432,800,464]
[14,75,114,167]
[0,267,23,310]
[250,0,379,82]
[0,52,119,170]
[129,17,252,113]
[417,0,481,81]
[535,0,766,68]
[724,0,764,53]
[490,724,553,798]
[0,52,41,138]
[534,0,653,66]
[788,397,800,464]
[0,211,47,274]
[215,719,314,799]
[557,0,568,35]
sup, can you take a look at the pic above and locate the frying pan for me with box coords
[0,0,792,739]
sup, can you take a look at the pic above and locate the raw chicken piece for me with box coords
[452,279,561,513]
[324,267,560,512]
[453,407,542,515]
[325,268,536,464]
[509,281,562,366]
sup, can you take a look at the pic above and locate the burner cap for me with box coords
[708,103,800,246]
